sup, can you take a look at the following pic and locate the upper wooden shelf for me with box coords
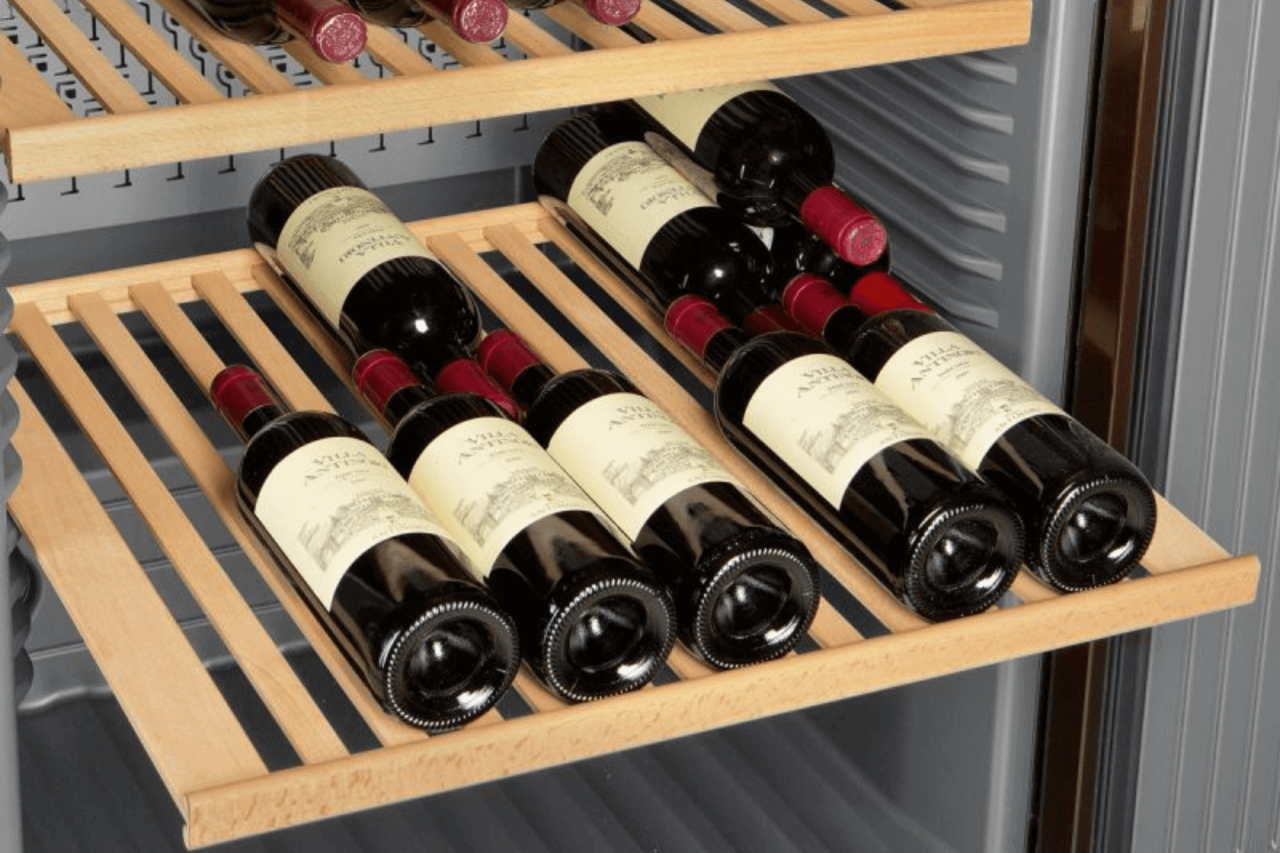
[0,0,1031,184]
[2,201,1260,848]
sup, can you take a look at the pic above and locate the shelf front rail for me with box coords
[3,203,1259,848]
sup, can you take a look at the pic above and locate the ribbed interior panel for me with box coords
[781,0,1097,400]
[1131,0,1280,850]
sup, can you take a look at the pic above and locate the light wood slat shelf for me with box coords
[2,202,1260,848]
[1,0,1031,183]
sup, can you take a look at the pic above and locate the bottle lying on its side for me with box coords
[211,364,521,731]
[479,329,823,669]
[355,350,678,702]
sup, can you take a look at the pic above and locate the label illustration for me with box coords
[633,81,783,150]
[743,354,933,507]
[567,141,715,267]
[276,186,437,327]
[547,393,739,538]
[875,330,1065,469]
[407,417,609,573]
[255,436,457,607]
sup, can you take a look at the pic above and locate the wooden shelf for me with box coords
[0,0,1030,184]
[5,202,1258,849]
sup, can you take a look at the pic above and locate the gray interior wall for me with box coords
[1129,0,1280,850]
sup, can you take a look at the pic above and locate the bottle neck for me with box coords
[664,295,750,374]
[354,349,435,429]
[273,0,367,62]
[793,181,888,268]
[210,365,287,443]
[476,329,555,412]
[781,273,869,351]
[846,271,932,316]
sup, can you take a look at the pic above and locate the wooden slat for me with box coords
[468,223,928,633]
[33,293,352,764]
[151,0,296,95]
[822,0,892,16]
[78,0,223,104]
[7,374,268,813]
[4,0,1034,182]
[417,22,508,67]
[0,29,77,134]
[183,552,1260,848]
[740,0,831,26]
[284,42,371,86]
[502,12,575,58]
[545,3,644,48]
[645,0,766,34]
[8,0,150,114]
[1142,493,1231,573]
[362,26,441,75]
[623,3,705,41]
[128,279,437,747]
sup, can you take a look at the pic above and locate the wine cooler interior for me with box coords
[3,0,1276,851]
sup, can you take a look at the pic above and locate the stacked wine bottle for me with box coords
[530,85,1157,607]
[238,150,838,726]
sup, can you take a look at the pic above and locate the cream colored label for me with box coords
[633,81,783,150]
[276,186,437,327]
[875,330,1066,469]
[547,393,739,539]
[407,417,610,574]
[567,141,715,267]
[743,353,934,507]
[255,436,457,608]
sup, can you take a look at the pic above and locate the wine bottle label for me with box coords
[743,353,933,507]
[546,393,739,539]
[407,417,613,574]
[633,81,783,150]
[255,436,457,608]
[567,141,715,267]
[874,330,1066,470]
[276,186,437,327]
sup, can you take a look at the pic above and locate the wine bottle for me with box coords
[665,294,1024,622]
[625,83,888,266]
[478,329,822,668]
[246,153,518,419]
[532,105,775,326]
[345,0,506,43]
[784,273,1157,591]
[183,0,367,61]
[503,0,639,27]
[763,219,892,300]
[355,349,677,701]
[211,365,521,731]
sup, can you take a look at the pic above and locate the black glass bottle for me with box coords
[184,0,367,60]
[532,104,775,326]
[784,272,1158,592]
[665,295,1024,622]
[211,365,520,731]
[478,329,822,668]
[246,153,517,418]
[625,83,887,266]
[356,349,677,702]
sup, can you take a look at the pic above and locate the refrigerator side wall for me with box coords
[1130,0,1280,850]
